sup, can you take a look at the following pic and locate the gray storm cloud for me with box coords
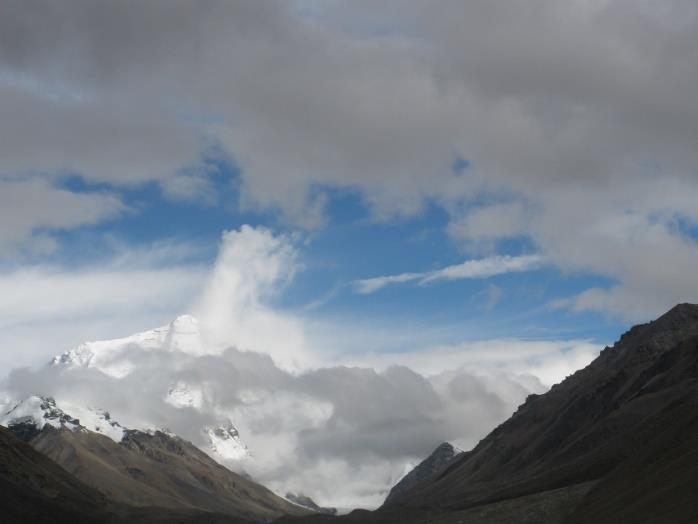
[1,1,698,317]
[2,346,544,508]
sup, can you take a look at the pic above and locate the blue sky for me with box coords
[17,161,627,353]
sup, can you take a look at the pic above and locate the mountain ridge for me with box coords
[1,396,309,522]
[278,303,698,523]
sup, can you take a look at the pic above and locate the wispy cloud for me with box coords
[353,254,544,294]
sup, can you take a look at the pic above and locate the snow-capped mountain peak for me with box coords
[51,314,205,378]
[204,420,250,461]
[0,396,125,443]
[42,318,251,464]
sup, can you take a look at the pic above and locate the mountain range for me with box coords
[3,304,698,522]
[0,395,308,523]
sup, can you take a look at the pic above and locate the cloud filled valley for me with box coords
[0,226,596,508]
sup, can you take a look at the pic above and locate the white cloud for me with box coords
[0,243,206,372]
[353,254,543,294]
[192,226,316,372]
[345,338,600,388]
[0,270,205,373]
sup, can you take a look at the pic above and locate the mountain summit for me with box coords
[52,314,206,377]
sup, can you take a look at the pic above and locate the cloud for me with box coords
[0,177,126,256]
[193,226,315,371]
[0,242,206,372]
[353,254,543,294]
[2,344,550,509]
[2,2,698,315]
[447,202,530,252]
[345,338,600,389]
[3,328,599,507]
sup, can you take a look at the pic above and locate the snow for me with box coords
[165,381,205,409]
[1,394,250,464]
[0,396,79,432]
[61,403,125,442]
[44,316,252,462]
[51,314,205,378]
[0,396,125,442]
[204,420,250,461]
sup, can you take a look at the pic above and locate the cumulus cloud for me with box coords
[353,254,543,294]
[193,225,315,371]
[2,345,549,509]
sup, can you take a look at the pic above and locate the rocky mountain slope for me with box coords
[383,442,462,506]
[279,303,698,523]
[0,423,115,523]
[0,424,251,523]
[1,396,308,522]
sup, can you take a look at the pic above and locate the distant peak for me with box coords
[437,442,460,452]
[51,314,206,377]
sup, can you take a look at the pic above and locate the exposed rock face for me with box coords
[278,303,698,523]
[383,442,462,505]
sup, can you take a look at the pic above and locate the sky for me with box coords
[1,0,698,509]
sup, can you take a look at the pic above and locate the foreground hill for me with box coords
[0,424,249,523]
[280,303,698,523]
[0,424,114,522]
[1,397,307,522]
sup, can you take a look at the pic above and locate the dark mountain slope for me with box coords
[567,371,698,522]
[280,303,698,523]
[396,304,698,513]
[0,424,115,522]
[0,424,258,523]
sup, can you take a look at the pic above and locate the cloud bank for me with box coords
[2,1,696,317]
[0,226,599,508]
